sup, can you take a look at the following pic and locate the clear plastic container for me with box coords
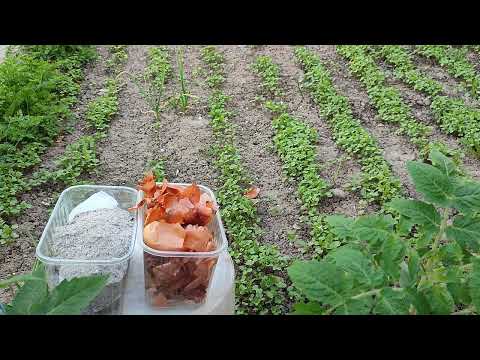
[36,185,138,315]
[137,183,228,308]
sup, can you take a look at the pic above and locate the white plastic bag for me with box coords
[68,191,118,223]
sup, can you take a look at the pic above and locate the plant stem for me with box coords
[351,288,381,300]
[432,208,449,252]
[425,207,449,273]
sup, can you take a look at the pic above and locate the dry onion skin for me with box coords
[130,173,219,305]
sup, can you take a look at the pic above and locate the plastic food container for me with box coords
[137,183,228,308]
[36,185,138,315]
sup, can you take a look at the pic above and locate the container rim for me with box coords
[139,182,228,258]
[35,184,139,266]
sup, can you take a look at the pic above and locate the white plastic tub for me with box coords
[36,185,138,315]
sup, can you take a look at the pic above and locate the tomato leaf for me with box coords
[406,161,453,207]
[45,275,109,315]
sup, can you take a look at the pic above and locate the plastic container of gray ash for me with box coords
[36,185,138,315]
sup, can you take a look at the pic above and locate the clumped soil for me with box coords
[0,46,112,304]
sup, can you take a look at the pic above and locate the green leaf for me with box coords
[379,236,406,279]
[423,284,455,315]
[389,198,441,229]
[352,214,395,246]
[400,250,420,289]
[429,149,456,177]
[325,215,355,240]
[334,297,373,315]
[470,258,480,313]
[374,288,410,315]
[291,302,324,315]
[407,161,453,207]
[45,275,109,315]
[451,180,480,215]
[439,242,465,266]
[6,263,48,315]
[446,216,480,252]
[326,246,385,288]
[406,288,431,314]
[288,260,353,306]
[446,267,470,305]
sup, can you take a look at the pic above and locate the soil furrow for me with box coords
[309,45,419,198]
[154,45,218,189]
[408,46,478,107]
[375,58,480,181]
[87,45,154,187]
[218,45,308,257]
[255,45,368,217]
[0,46,111,304]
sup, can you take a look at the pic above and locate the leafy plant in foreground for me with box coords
[289,149,480,315]
[0,262,108,315]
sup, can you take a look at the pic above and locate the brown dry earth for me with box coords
[152,45,218,189]
[86,45,155,188]
[0,46,113,303]
[218,45,309,257]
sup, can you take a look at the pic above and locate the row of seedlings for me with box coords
[133,46,172,124]
[200,46,294,315]
[0,46,97,244]
[371,45,480,157]
[29,46,127,190]
[336,45,456,159]
[294,47,402,207]
[415,45,480,99]
[251,55,337,257]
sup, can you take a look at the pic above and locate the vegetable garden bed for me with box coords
[1,45,480,315]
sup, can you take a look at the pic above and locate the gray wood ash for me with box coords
[49,207,134,314]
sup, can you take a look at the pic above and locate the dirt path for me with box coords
[218,45,308,257]
[87,46,154,188]
[0,46,112,304]
[308,45,419,199]
[153,45,219,189]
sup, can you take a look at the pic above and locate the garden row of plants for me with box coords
[251,55,337,257]
[0,46,97,244]
[370,45,480,157]
[336,45,433,152]
[294,47,402,206]
[336,45,466,169]
[415,45,480,99]
[200,46,297,315]
[28,45,127,190]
